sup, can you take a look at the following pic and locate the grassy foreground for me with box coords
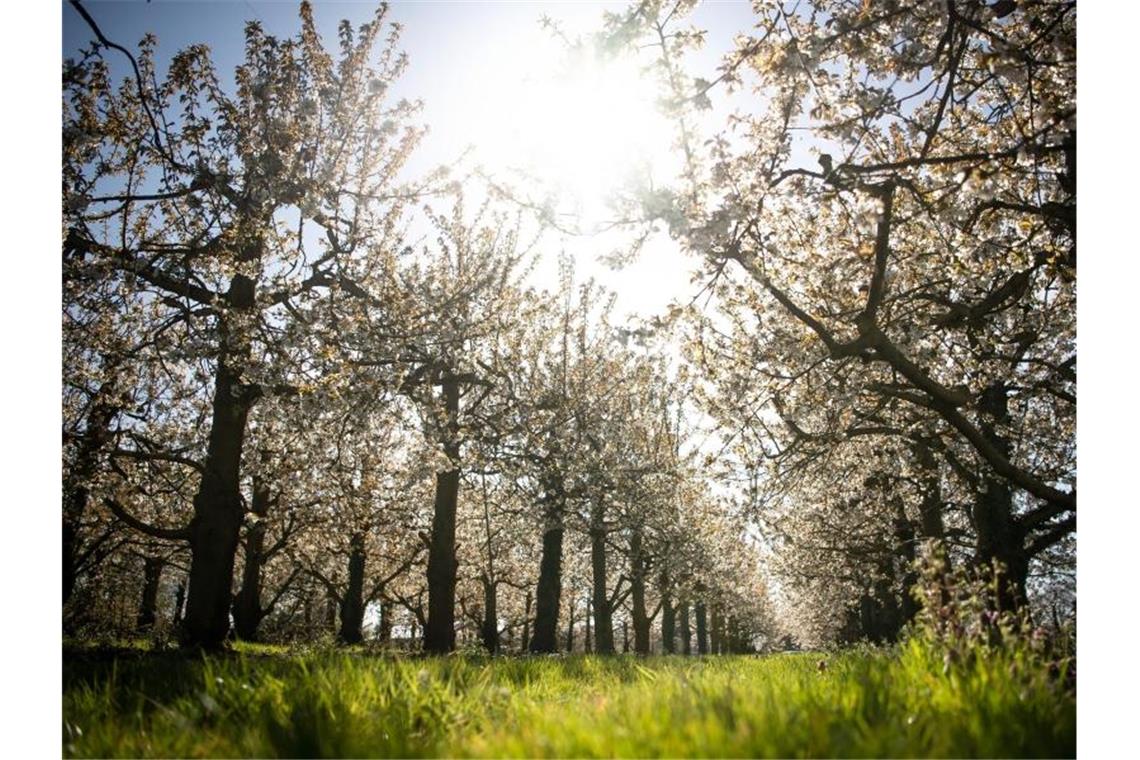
[63,641,1074,758]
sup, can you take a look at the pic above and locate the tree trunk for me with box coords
[480,574,499,654]
[590,519,615,654]
[660,579,675,654]
[973,383,1029,611]
[378,599,393,645]
[425,376,461,654]
[530,482,565,653]
[172,581,186,629]
[630,527,650,654]
[182,269,265,649]
[585,598,592,653]
[325,588,338,631]
[565,596,575,652]
[183,353,254,648]
[695,601,708,654]
[521,590,532,653]
[679,601,692,655]
[622,620,630,653]
[232,475,271,641]
[135,555,164,633]
[709,606,722,654]
[914,438,947,544]
[895,507,920,626]
[339,532,366,644]
[64,373,119,605]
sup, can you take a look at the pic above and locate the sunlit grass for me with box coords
[63,642,1074,758]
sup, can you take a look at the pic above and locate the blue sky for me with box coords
[63,1,755,180]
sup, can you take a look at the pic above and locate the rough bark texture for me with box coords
[424,376,461,654]
[338,532,366,645]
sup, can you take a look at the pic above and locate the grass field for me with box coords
[62,640,1074,758]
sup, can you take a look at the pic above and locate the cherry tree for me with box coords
[63,0,427,647]
[604,0,1075,627]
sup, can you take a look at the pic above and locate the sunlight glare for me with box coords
[458,30,674,229]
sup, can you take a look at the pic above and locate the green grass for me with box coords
[63,640,1074,758]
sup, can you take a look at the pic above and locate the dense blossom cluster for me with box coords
[601,0,1075,644]
[62,1,773,652]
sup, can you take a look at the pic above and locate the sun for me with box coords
[457,28,675,229]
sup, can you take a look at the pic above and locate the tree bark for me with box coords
[338,532,366,644]
[679,601,692,655]
[973,383,1029,611]
[64,371,119,604]
[378,598,393,645]
[480,574,499,654]
[182,269,265,649]
[589,517,615,655]
[710,606,722,654]
[135,555,164,633]
[424,376,461,654]
[529,479,565,653]
[521,590,532,653]
[565,596,575,652]
[660,577,675,654]
[695,601,708,654]
[895,507,920,626]
[183,356,254,648]
[584,597,592,653]
[172,581,186,629]
[232,475,271,641]
[630,526,650,654]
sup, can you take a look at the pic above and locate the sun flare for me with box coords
[460,33,674,226]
